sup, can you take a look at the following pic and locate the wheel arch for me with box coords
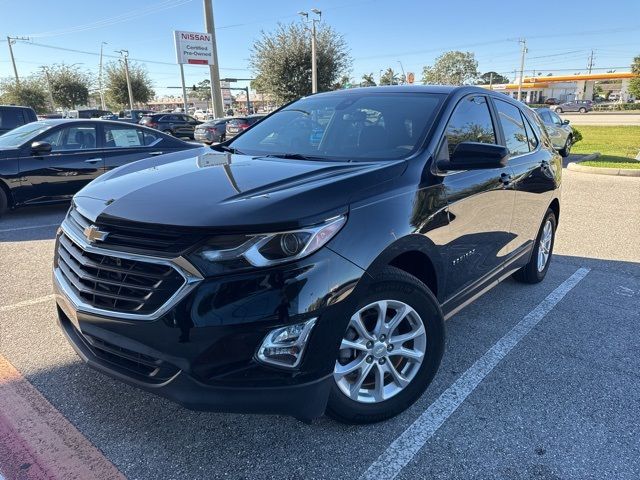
[549,197,560,224]
[0,179,14,208]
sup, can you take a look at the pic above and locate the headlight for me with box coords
[194,215,346,269]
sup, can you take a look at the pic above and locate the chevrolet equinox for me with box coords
[53,86,561,424]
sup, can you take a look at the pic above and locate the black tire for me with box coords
[0,188,7,218]
[555,107,563,114]
[579,107,587,113]
[326,266,445,424]
[513,209,557,284]
[163,129,173,136]
[559,135,572,157]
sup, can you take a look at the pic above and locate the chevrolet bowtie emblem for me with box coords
[83,224,109,243]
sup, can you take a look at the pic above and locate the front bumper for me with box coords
[53,233,365,420]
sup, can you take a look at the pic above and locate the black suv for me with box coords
[53,86,561,424]
[139,113,201,138]
[0,105,37,135]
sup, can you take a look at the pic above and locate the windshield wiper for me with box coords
[212,145,244,155]
[261,153,325,160]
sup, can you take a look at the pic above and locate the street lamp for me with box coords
[99,42,108,110]
[397,61,406,84]
[299,8,322,93]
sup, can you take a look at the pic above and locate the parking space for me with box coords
[1,168,639,479]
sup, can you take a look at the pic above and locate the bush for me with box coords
[571,126,583,144]
[592,103,640,111]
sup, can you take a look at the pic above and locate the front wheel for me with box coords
[326,266,445,424]
[559,135,573,157]
[513,208,557,284]
[0,188,7,217]
[555,107,563,113]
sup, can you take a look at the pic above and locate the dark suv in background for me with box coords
[53,86,561,424]
[0,105,37,135]
[139,113,201,138]
[225,113,266,139]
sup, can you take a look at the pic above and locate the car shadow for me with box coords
[0,204,68,243]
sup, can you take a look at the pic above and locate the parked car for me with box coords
[52,86,561,423]
[225,113,267,139]
[553,100,592,114]
[117,109,155,124]
[139,113,201,138]
[194,118,231,144]
[0,119,199,216]
[0,105,37,135]
[67,109,112,119]
[534,108,573,156]
[544,97,559,105]
[608,93,620,102]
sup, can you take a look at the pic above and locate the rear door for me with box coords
[17,123,103,203]
[493,99,556,260]
[438,95,516,301]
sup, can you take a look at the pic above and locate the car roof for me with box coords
[0,105,35,110]
[311,85,476,98]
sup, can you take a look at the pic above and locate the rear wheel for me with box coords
[579,107,587,113]
[0,188,7,217]
[513,209,557,284]
[559,135,573,157]
[326,266,444,424]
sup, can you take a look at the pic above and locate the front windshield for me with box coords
[228,92,444,161]
[0,122,53,148]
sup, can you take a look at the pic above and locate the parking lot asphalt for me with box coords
[1,167,639,480]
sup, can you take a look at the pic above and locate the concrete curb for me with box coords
[567,152,640,177]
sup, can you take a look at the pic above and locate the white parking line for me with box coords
[0,223,60,234]
[0,295,56,313]
[360,267,591,480]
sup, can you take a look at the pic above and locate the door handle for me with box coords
[84,158,102,164]
[149,151,164,156]
[500,172,513,185]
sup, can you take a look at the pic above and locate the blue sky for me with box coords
[1,0,639,97]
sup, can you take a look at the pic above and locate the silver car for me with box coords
[534,108,574,157]
[552,100,592,114]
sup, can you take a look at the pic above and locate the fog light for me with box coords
[257,318,317,368]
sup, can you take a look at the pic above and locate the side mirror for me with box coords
[562,119,570,125]
[437,142,509,171]
[31,141,52,155]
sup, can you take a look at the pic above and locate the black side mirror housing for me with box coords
[31,141,52,155]
[437,142,509,171]
[562,119,570,125]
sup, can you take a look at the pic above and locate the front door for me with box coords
[18,123,104,203]
[437,95,516,301]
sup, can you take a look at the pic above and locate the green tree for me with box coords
[380,68,403,86]
[360,73,376,87]
[104,61,154,108]
[43,64,92,109]
[192,79,212,101]
[0,77,48,113]
[476,71,510,85]
[332,75,352,90]
[249,22,351,103]
[628,55,640,99]
[422,51,479,85]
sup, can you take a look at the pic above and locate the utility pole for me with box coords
[116,50,134,111]
[489,72,494,90]
[39,66,55,111]
[587,50,595,74]
[517,38,527,102]
[397,60,406,84]
[203,0,224,117]
[299,9,322,94]
[6,36,28,85]
[99,42,107,110]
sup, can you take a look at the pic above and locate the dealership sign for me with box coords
[174,30,214,65]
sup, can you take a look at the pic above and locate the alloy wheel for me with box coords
[334,300,427,403]
[537,219,553,272]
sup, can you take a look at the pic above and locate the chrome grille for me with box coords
[56,232,186,315]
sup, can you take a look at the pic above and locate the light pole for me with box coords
[99,42,107,111]
[116,49,134,111]
[40,66,55,111]
[517,38,527,102]
[203,0,224,117]
[298,9,322,94]
[397,61,406,84]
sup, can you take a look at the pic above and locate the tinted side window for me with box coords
[538,110,552,124]
[495,100,529,156]
[522,115,538,150]
[143,129,163,146]
[550,112,563,126]
[0,109,25,129]
[41,125,97,151]
[103,124,144,148]
[444,96,496,156]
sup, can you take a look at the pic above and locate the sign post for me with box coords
[174,30,215,115]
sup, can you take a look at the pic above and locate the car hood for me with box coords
[74,147,407,232]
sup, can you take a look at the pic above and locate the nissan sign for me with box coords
[174,30,214,65]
